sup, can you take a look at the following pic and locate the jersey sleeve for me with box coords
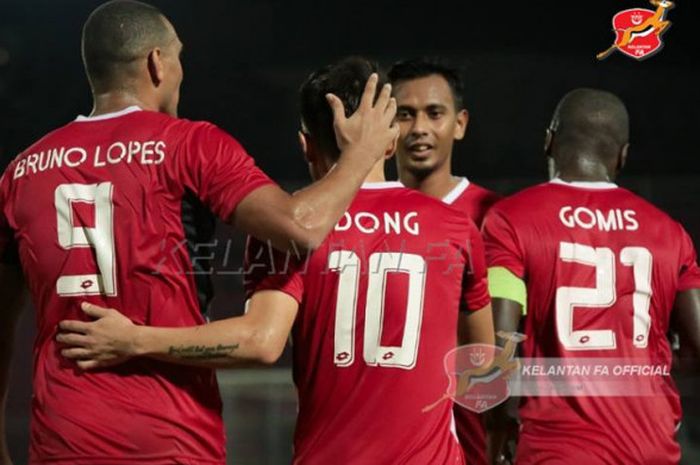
[172,122,275,221]
[677,225,700,291]
[243,236,304,304]
[461,219,491,311]
[482,206,526,278]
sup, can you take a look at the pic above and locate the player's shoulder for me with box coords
[164,115,245,149]
[614,186,684,228]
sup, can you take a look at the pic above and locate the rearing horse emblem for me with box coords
[597,0,674,60]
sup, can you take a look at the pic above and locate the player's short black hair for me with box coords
[299,56,383,162]
[388,57,464,110]
[82,0,172,91]
[550,88,629,166]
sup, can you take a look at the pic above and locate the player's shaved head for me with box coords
[548,88,629,175]
[82,0,175,92]
[300,57,383,161]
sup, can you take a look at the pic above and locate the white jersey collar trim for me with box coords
[75,106,142,122]
[550,178,618,190]
[442,177,470,204]
[361,181,404,190]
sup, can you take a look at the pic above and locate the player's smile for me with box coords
[406,141,435,159]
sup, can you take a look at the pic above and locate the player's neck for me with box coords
[90,91,156,117]
[554,166,615,184]
[400,166,461,200]
[363,161,386,184]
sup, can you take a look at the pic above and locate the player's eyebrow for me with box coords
[425,103,449,111]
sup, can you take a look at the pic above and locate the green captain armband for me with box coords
[488,266,527,315]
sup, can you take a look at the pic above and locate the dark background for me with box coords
[2,0,699,463]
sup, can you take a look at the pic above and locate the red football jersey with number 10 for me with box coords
[244,183,491,465]
[482,179,700,465]
[0,107,273,465]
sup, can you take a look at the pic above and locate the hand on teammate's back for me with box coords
[56,303,138,370]
[327,73,399,162]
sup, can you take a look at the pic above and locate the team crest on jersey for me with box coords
[597,0,674,60]
[423,332,526,414]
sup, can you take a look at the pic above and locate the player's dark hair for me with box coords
[388,57,464,110]
[550,88,629,168]
[299,56,383,162]
[82,0,172,92]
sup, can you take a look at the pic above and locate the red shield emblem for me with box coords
[612,9,664,59]
[597,1,674,61]
[446,344,511,413]
[423,333,526,414]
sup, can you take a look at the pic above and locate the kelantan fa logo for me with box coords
[597,0,674,60]
[423,331,527,414]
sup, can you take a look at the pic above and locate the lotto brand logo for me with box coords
[597,0,674,60]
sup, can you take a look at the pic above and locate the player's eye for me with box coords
[428,110,444,119]
[395,109,413,121]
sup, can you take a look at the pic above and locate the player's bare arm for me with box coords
[232,73,399,251]
[484,297,522,465]
[671,289,700,373]
[0,263,26,465]
[458,304,496,346]
[57,293,298,370]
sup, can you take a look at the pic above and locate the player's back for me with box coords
[0,107,269,464]
[292,183,487,465]
[485,179,697,464]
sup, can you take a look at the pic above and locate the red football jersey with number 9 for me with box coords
[244,183,491,465]
[0,107,272,465]
[482,179,700,465]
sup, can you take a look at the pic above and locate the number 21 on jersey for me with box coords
[55,182,117,297]
[556,241,652,351]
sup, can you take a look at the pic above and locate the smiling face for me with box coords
[393,74,468,178]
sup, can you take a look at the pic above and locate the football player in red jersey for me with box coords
[56,57,496,465]
[483,88,700,465]
[389,58,501,465]
[0,1,398,464]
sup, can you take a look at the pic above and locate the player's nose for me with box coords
[410,112,430,136]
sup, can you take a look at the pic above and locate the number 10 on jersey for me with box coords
[329,251,427,370]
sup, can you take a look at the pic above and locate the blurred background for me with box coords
[2,0,698,463]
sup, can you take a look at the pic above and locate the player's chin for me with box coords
[405,157,439,176]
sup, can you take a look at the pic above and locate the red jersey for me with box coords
[482,179,700,465]
[443,177,499,465]
[0,107,273,465]
[244,182,491,465]
[442,177,501,228]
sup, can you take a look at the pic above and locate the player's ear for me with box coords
[147,47,165,86]
[298,131,310,162]
[384,129,398,160]
[454,109,468,141]
[544,128,554,157]
[617,142,629,174]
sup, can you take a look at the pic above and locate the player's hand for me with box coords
[326,73,399,163]
[56,302,140,370]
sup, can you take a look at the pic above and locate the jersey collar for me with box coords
[361,181,404,190]
[549,178,618,190]
[442,177,470,204]
[74,106,142,122]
